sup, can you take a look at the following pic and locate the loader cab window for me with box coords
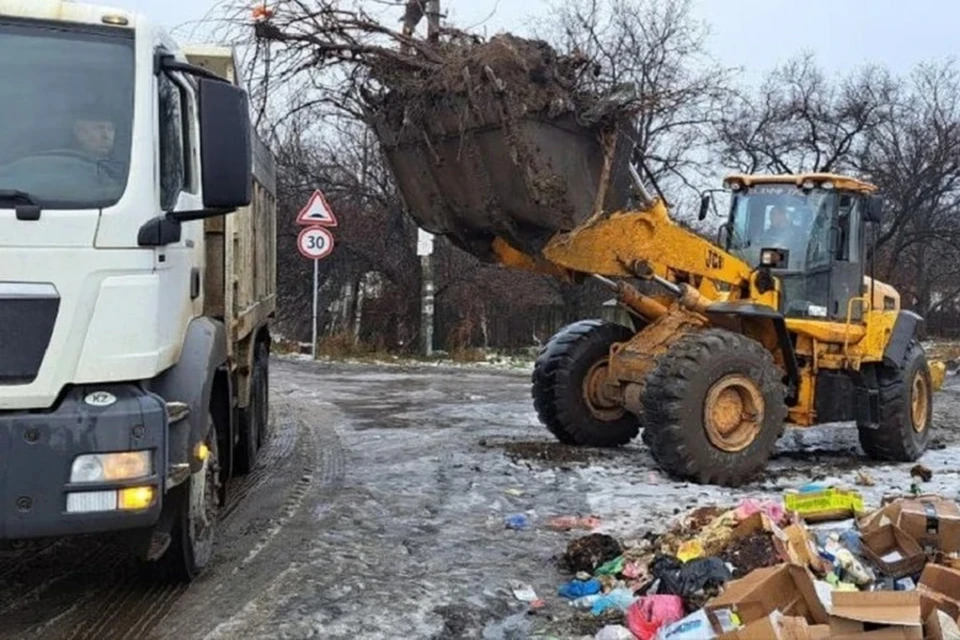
[726,184,865,320]
[726,185,830,272]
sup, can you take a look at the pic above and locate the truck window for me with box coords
[179,78,198,194]
[0,20,134,209]
[158,72,185,211]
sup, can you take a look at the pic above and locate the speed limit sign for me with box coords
[297,226,335,260]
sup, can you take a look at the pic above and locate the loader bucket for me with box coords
[372,105,637,262]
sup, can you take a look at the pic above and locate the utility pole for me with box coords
[418,228,435,357]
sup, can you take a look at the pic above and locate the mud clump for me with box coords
[717,531,780,578]
[562,534,622,574]
[495,440,605,466]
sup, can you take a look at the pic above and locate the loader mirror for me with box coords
[865,195,884,223]
[698,194,711,221]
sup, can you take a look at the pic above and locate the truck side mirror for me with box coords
[865,195,884,223]
[197,77,252,210]
[698,193,711,221]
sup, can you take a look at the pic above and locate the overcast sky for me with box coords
[105,0,957,83]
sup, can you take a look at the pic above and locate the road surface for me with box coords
[1,357,958,639]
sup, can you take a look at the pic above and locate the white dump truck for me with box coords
[0,1,277,580]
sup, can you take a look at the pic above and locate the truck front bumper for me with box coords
[0,384,167,540]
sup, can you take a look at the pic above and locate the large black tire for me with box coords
[256,341,270,447]
[158,414,221,582]
[642,329,787,486]
[235,343,268,474]
[532,319,640,447]
[858,341,932,461]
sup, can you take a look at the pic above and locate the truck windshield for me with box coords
[727,185,836,273]
[0,20,134,209]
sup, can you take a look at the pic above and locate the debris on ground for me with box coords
[717,530,780,578]
[548,515,602,532]
[911,463,933,482]
[593,624,635,640]
[504,514,529,530]
[558,578,602,599]
[528,487,960,638]
[625,595,684,639]
[562,534,623,574]
[855,469,876,487]
[511,583,538,603]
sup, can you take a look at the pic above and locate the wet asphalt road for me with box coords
[1,358,959,639]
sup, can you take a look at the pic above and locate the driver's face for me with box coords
[770,208,789,229]
[74,119,115,157]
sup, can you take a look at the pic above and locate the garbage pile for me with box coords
[543,486,960,639]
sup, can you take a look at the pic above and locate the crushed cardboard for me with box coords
[861,525,925,578]
[829,590,923,638]
[860,496,960,553]
[705,564,830,629]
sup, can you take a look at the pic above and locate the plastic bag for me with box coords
[733,498,785,524]
[651,555,731,602]
[558,578,602,599]
[626,595,685,640]
[595,555,626,576]
[590,588,636,616]
[595,625,636,640]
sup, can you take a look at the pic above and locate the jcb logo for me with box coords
[706,249,724,270]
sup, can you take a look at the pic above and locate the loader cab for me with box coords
[722,174,881,322]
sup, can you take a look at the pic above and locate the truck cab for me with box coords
[0,0,276,580]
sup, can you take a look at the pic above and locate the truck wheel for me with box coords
[256,341,270,447]
[160,414,221,581]
[235,345,267,474]
[642,329,786,486]
[532,319,640,447]
[858,341,932,461]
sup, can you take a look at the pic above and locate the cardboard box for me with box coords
[861,524,926,578]
[828,591,922,639]
[715,610,827,639]
[705,564,830,628]
[860,497,960,553]
[918,564,960,620]
[925,608,960,640]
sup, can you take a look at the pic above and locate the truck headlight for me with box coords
[70,451,152,483]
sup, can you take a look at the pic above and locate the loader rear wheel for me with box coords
[532,319,640,447]
[858,341,932,461]
[642,329,786,486]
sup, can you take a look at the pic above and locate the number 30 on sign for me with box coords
[297,226,335,260]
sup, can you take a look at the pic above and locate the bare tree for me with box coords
[718,54,895,175]
[538,0,735,212]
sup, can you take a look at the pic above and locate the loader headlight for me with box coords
[760,248,787,268]
[70,451,152,483]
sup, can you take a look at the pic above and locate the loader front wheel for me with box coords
[642,329,786,486]
[858,341,932,461]
[532,320,640,447]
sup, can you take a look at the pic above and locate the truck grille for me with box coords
[0,284,59,385]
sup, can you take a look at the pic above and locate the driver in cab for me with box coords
[761,206,794,246]
[72,117,116,160]
[69,109,125,187]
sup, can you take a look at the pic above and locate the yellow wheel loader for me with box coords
[520,171,945,485]
[377,104,945,486]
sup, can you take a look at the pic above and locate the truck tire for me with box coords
[642,329,786,486]
[159,413,221,581]
[858,341,932,461]
[256,341,270,447]
[236,343,267,474]
[532,319,640,447]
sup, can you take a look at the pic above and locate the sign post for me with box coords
[296,190,338,358]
